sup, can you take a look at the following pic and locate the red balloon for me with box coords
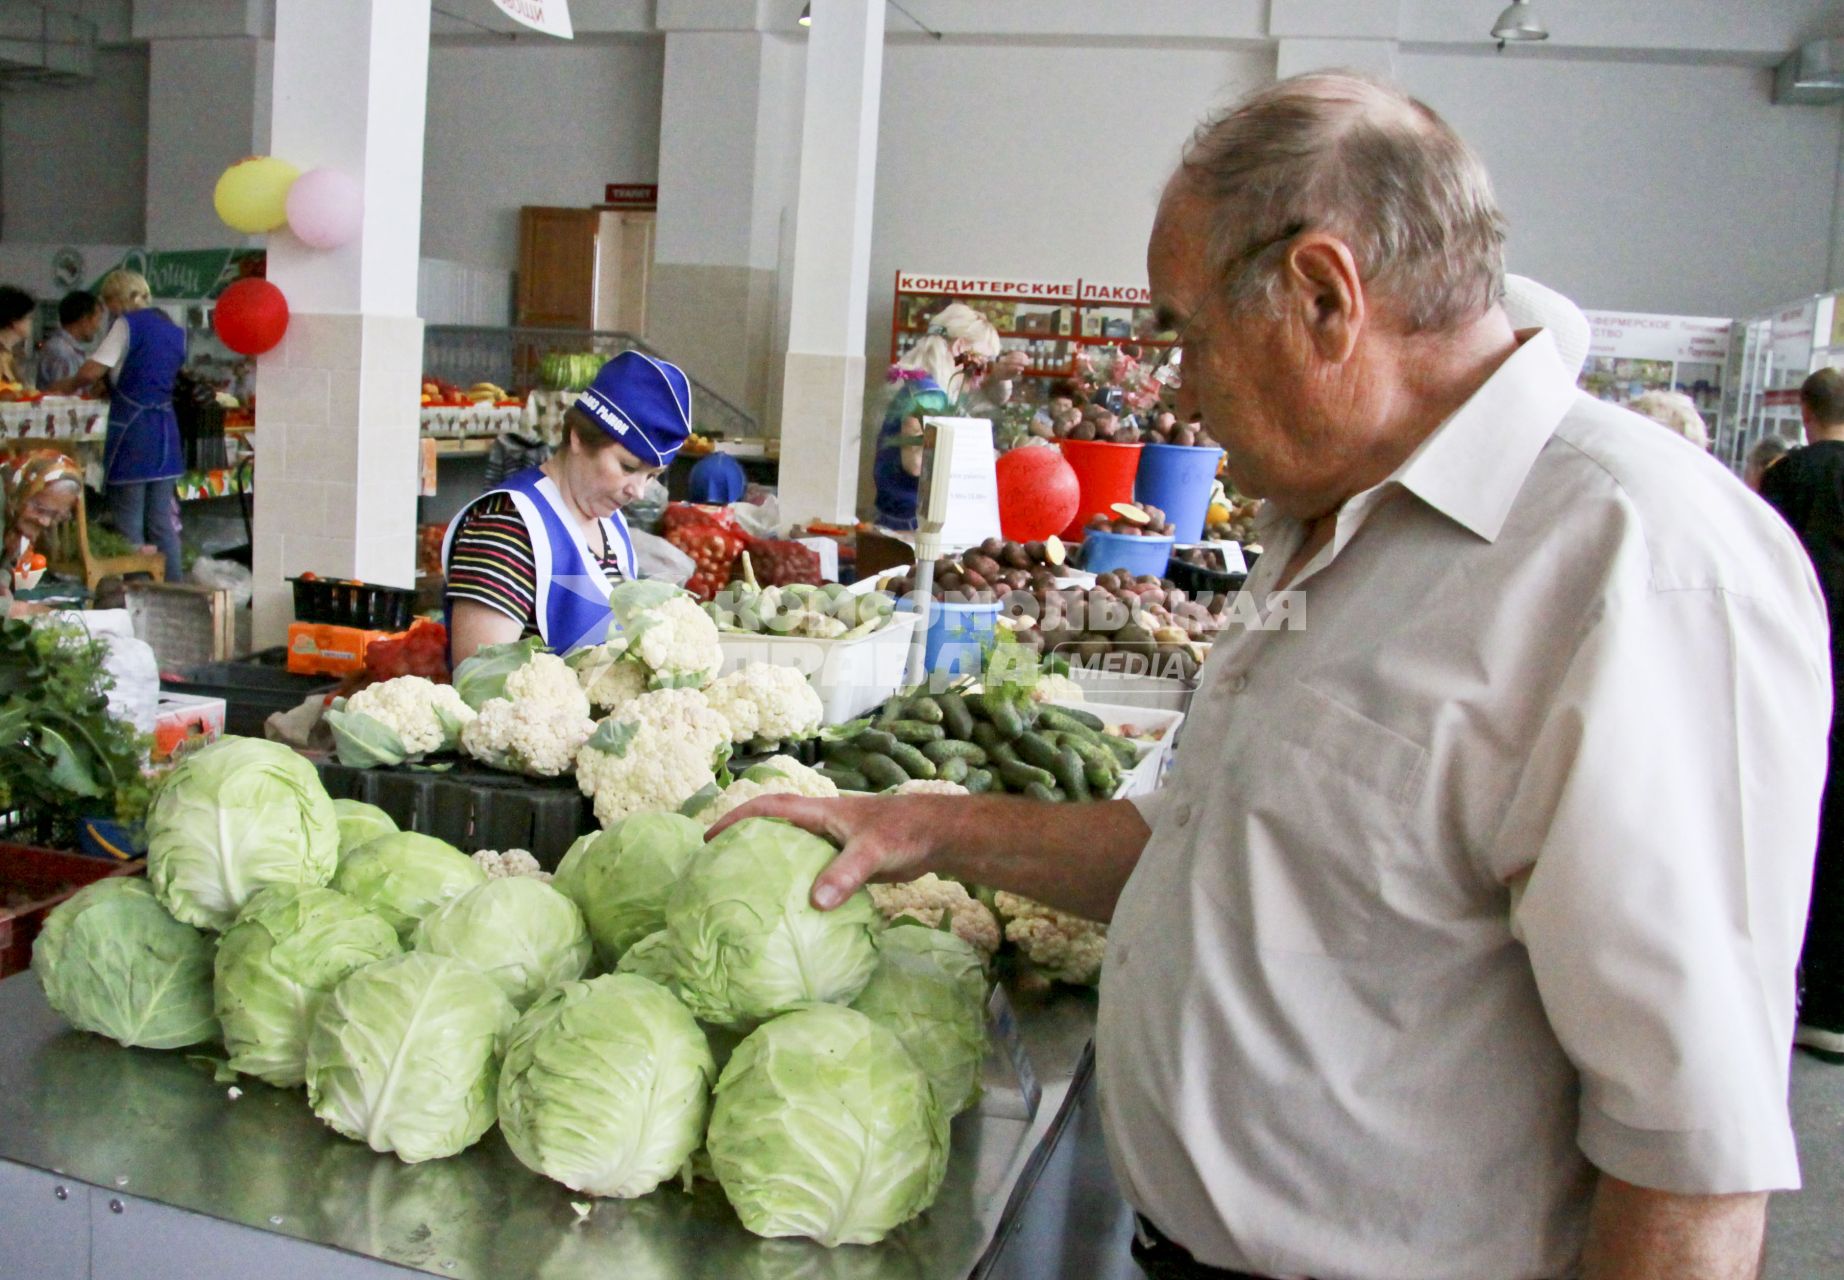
[996,443,1081,542]
[213,278,289,355]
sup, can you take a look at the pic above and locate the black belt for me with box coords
[1130,1216,1302,1280]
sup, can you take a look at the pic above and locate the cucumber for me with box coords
[935,692,976,741]
[1038,704,1105,733]
[821,741,872,770]
[1023,780,1064,803]
[885,742,939,780]
[904,696,944,725]
[1052,745,1091,802]
[1056,734,1120,792]
[1097,732,1140,768]
[977,691,1025,739]
[857,753,909,790]
[853,728,901,757]
[1014,731,1061,772]
[818,766,871,792]
[921,739,987,766]
[998,759,1056,791]
[989,740,1023,770]
[886,719,947,745]
[971,721,1004,753]
[937,756,971,785]
[963,767,995,794]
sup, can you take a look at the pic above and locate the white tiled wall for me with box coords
[250,312,424,646]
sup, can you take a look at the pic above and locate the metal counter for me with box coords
[0,967,1097,1280]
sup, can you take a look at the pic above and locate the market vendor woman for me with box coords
[443,351,692,664]
[1,450,81,618]
[45,269,187,584]
[872,302,1024,530]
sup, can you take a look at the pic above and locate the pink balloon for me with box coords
[284,167,364,249]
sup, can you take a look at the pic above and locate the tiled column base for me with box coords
[776,350,867,525]
[250,312,424,648]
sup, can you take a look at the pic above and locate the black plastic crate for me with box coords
[1166,553,1248,601]
[161,647,340,739]
[317,760,595,871]
[289,576,416,631]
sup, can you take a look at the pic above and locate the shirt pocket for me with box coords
[1209,678,1433,960]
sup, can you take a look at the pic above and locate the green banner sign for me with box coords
[87,248,265,301]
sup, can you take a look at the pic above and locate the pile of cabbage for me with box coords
[31,735,991,1249]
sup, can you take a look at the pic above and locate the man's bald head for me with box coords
[1166,71,1506,333]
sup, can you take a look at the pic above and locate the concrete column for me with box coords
[650,29,805,432]
[250,0,430,646]
[776,0,885,525]
[135,1,275,248]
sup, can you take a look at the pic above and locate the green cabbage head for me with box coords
[146,735,340,931]
[331,831,485,942]
[850,926,988,1116]
[33,877,218,1049]
[876,922,989,1007]
[498,974,715,1197]
[412,877,592,1010]
[708,1004,949,1247]
[214,885,403,1087]
[661,818,881,1029]
[306,951,515,1163]
[333,799,397,857]
[551,812,704,967]
[614,930,679,988]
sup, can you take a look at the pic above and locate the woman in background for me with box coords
[46,270,187,583]
[872,302,1023,531]
[0,286,36,388]
[1626,388,1709,451]
[1,450,81,618]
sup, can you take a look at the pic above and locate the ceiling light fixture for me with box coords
[1490,1,1548,51]
[798,3,811,27]
[798,2,943,40]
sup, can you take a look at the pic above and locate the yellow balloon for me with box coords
[213,156,300,234]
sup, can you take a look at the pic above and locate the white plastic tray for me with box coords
[717,610,921,725]
[1044,697,1184,798]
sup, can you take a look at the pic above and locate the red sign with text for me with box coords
[603,184,658,208]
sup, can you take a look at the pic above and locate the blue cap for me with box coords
[573,350,693,466]
[688,452,746,504]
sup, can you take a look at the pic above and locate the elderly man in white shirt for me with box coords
[715,72,1828,1280]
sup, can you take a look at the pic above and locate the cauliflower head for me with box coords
[503,650,593,720]
[461,697,596,777]
[693,757,839,827]
[870,874,1000,960]
[575,688,733,828]
[570,640,649,714]
[340,676,475,756]
[470,848,551,882]
[1030,673,1086,705]
[992,891,1106,985]
[890,780,969,797]
[704,662,825,745]
[628,596,724,690]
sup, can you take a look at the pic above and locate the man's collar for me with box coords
[1386,328,1577,543]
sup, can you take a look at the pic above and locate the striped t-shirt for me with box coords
[446,493,625,638]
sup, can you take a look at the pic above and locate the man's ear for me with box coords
[1281,234,1365,364]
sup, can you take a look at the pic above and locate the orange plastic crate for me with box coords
[286,621,388,677]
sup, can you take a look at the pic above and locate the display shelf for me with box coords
[891,272,1176,388]
[0,962,1098,1280]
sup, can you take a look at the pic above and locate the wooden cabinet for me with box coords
[516,206,599,328]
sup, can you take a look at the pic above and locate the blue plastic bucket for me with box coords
[898,597,1004,677]
[1134,442,1225,544]
[1081,529,1174,578]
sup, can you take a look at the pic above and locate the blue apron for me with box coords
[104,308,186,484]
[872,376,951,530]
[441,466,638,656]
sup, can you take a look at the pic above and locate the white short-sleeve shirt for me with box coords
[90,317,131,370]
[1099,330,1830,1280]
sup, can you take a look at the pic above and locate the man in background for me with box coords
[1761,365,1844,1063]
[35,290,104,388]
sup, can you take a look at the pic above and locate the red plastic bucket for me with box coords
[1057,439,1144,541]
